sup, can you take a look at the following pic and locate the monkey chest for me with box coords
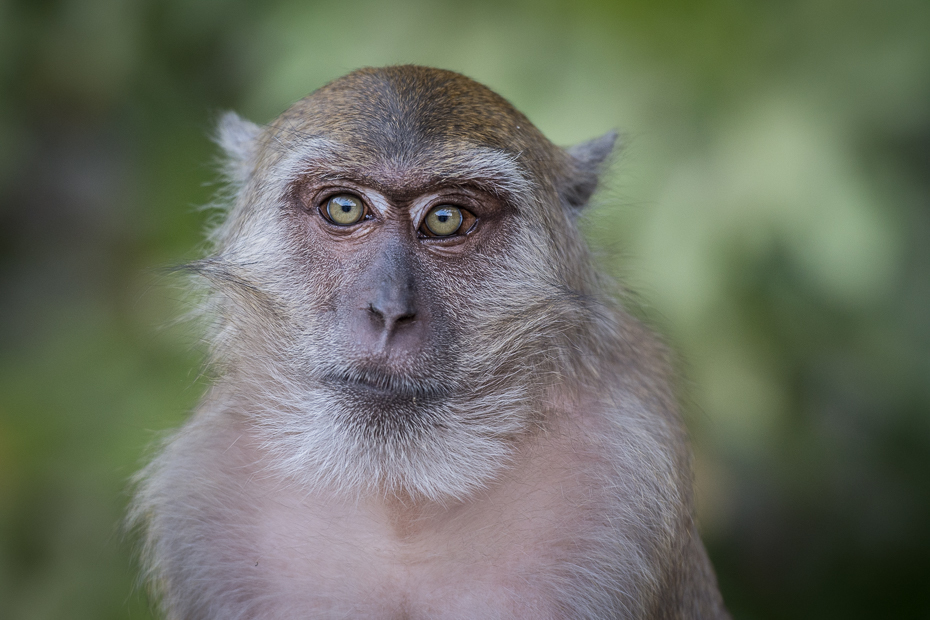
[238,496,574,619]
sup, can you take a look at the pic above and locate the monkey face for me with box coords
[289,175,514,400]
[227,171,542,498]
[203,66,615,498]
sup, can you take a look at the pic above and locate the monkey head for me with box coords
[196,66,618,500]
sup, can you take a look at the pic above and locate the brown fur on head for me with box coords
[194,66,619,500]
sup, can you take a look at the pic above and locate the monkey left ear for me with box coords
[215,111,263,186]
[561,130,620,215]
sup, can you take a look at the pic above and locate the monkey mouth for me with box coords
[324,366,451,402]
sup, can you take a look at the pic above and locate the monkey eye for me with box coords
[323,193,366,226]
[420,205,474,237]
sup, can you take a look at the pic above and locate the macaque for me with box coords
[132,65,729,619]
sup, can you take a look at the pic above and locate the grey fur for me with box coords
[215,111,262,186]
[562,130,620,214]
[131,66,728,620]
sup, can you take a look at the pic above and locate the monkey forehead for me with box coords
[268,136,535,204]
[266,66,569,182]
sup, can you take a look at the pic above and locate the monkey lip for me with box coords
[325,367,450,401]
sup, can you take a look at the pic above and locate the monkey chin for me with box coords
[247,362,533,503]
[324,367,453,440]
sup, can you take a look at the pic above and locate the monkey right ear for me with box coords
[215,111,262,185]
[561,131,620,215]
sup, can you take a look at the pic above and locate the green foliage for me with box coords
[1,0,928,617]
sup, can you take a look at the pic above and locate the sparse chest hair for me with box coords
[131,65,729,620]
[171,406,631,619]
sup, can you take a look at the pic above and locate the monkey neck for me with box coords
[358,389,604,537]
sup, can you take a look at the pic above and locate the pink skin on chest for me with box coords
[204,409,608,619]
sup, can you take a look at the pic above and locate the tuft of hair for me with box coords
[561,130,621,215]
[213,111,262,187]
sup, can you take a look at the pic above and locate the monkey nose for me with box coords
[367,295,417,336]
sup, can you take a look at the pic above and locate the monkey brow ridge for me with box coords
[275,138,534,202]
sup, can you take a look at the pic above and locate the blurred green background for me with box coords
[1,0,929,618]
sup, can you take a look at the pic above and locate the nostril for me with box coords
[395,311,416,326]
[367,302,385,324]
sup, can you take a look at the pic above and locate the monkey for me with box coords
[130,65,729,619]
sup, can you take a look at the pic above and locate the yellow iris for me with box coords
[326,194,364,225]
[424,205,463,236]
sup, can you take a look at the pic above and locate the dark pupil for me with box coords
[436,213,450,222]
[332,197,355,212]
